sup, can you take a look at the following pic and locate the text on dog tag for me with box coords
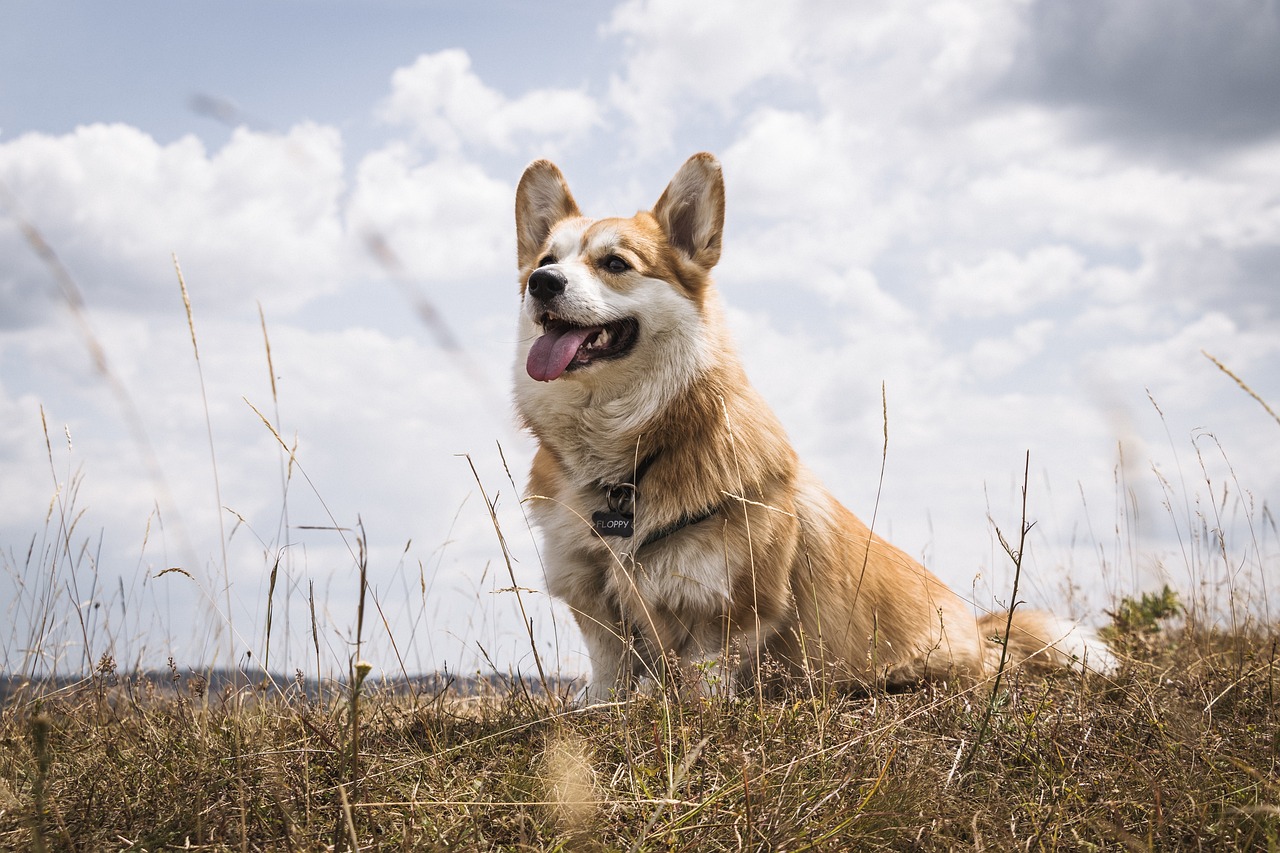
[592,510,634,538]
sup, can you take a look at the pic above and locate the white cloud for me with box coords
[969,319,1054,378]
[0,122,349,320]
[0,101,544,674]
[970,167,1178,242]
[603,0,1028,156]
[933,246,1085,318]
[347,143,513,282]
[722,110,868,218]
[605,0,800,152]
[378,50,599,156]
[1082,312,1276,402]
[0,299,543,674]
[0,383,52,525]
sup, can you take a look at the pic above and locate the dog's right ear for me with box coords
[515,160,581,270]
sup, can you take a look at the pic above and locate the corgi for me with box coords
[512,153,1114,702]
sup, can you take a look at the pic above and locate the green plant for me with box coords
[1101,585,1183,651]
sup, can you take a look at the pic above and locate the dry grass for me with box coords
[2,237,1276,850]
[1,619,1277,851]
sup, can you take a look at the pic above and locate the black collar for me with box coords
[599,452,659,495]
[639,504,719,548]
[593,452,719,549]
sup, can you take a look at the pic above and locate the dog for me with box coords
[513,153,1114,702]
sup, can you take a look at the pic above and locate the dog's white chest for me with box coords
[535,484,732,615]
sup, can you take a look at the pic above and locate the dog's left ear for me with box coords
[515,160,582,270]
[653,153,725,271]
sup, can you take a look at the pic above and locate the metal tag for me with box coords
[592,510,634,538]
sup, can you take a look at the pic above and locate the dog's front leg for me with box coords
[569,601,641,705]
[672,615,746,700]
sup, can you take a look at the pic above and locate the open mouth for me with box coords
[526,313,639,382]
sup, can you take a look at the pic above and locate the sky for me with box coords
[2,0,1278,682]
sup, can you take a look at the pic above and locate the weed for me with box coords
[1101,584,1184,654]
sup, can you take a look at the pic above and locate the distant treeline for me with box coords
[0,668,580,705]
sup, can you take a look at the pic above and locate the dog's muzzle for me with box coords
[523,267,640,382]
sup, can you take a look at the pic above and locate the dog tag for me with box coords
[592,510,634,538]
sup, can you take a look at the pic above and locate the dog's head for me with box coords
[513,153,725,385]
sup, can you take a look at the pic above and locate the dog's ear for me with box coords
[653,153,725,271]
[515,160,581,270]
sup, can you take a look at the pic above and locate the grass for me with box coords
[1,619,1277,850]
[2,235,1277,849]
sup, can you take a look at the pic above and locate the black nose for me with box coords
[527,267,567,302]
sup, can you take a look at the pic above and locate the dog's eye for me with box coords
[602,255,630,274]
[537,255,556,267]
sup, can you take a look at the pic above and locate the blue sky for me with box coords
[1,3,607,141]
[2,0,1279,681]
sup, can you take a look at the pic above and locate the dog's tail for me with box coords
[978,610,1117,677]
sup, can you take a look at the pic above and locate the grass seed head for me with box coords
[540,731,599,833]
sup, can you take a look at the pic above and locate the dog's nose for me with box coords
[527,267,567,301]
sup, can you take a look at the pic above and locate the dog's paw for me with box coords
[570,681,624,708]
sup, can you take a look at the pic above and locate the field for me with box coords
[1,240,1277,850]
[1,601,1277,850]
[2,372,1278,852]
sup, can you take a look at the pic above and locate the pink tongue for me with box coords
[526,325,600,381]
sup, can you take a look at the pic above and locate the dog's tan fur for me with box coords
[513,153,1112,701]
